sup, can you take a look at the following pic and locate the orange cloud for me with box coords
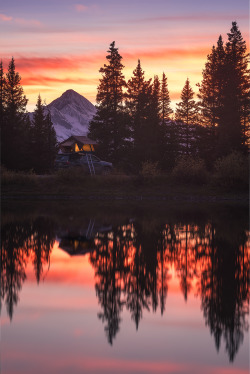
[21,76,98,87]
[123,47,210,63]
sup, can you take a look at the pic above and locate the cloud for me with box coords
[75,4,88,12]
[0,13,42,28]
[22,75,98,87]
[123,47,210,64]
[134,13,249,23]
[15,18,42,27]
[0,13,13,21]
[9,54,103,72]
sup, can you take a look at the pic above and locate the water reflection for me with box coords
[1,204,249,362]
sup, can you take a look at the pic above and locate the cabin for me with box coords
[59,135,97,153]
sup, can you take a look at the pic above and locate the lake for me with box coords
[1,201,249,374]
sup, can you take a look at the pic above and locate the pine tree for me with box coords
[2,58,28,169]
[175,78,198,154]
[197,37,226,164]
[44,111,57,170]
[159,72,178,170]
[160,72,173,123]
[218,22,250,155]
[149,75,162,162]
[0,60,5,127]
[88,42,129,163]
[126,60,160,168]
[32,95,46,172]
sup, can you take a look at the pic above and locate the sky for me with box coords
[1,0,249,111]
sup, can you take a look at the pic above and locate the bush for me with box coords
[1,167,37,186]
[140,161,160,177]
[55,167,88,183]
[172,156,208,185]
[213,152,248,189]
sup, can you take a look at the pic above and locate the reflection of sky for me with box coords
[1,244,248,374]
[0,0,249,110]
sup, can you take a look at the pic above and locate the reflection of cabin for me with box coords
[59,236,95,256]
[59,135,97,153]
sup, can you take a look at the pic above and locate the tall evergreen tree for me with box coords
[159,72,178,170]
[126,60,161,168]
[175,78,198,154]
[197,37,226,164]
[31,95,57,173]
[160,72,173,123]
[88,42,129,163]
[218,22,250,155]
[1,58,28,169]
[44,111,57,170]
[0,60,5,128]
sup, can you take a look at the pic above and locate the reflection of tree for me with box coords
[199,223,249,361]
[125,223,159,329]
[90,212,249,361]
[31,218,54,283]
[90,227,126,344]
[3,207,248,362]
[1,218,55,320]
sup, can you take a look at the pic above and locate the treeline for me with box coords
[0,58,57,173]
[88,22,249,171]
[0,22,249,174]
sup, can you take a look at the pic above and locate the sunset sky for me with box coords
[1,0,249,111]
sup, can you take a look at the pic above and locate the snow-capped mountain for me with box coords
[30,90,97,142]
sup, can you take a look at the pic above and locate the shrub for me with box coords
[172,156,208,185]
[55,167,87,183]
[140,161,160,177]
[1,167,37,186]
[213,152,248,189]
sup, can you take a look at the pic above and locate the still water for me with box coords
[1,202,249,374]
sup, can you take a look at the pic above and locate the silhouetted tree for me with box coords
[175,78,198,154]
[0,60,5,127]
[1,58,28,169]
[88,42,129,164]
[197,38,225,163]
[218,22,250,155]
[126,60,161,168]
[31,95,57,173]
[160,72,173,123]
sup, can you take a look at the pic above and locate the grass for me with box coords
[1,167,248,201]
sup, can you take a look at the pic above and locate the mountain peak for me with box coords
[62,89,81,97]
[48,89,96,113]
[43,89,97,142]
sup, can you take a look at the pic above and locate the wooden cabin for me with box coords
[59,135,97,153]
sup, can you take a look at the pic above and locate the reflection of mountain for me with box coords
[1,205,249,361]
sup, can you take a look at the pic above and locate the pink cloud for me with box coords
[134,13,249,23]
[0,13,12,21]
[0,13,42,27]
[15,18,42,27]
[75,4,88,12]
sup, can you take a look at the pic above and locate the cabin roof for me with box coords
[60,135,97,146]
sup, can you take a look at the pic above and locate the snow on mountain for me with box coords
[30,90,97,142]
